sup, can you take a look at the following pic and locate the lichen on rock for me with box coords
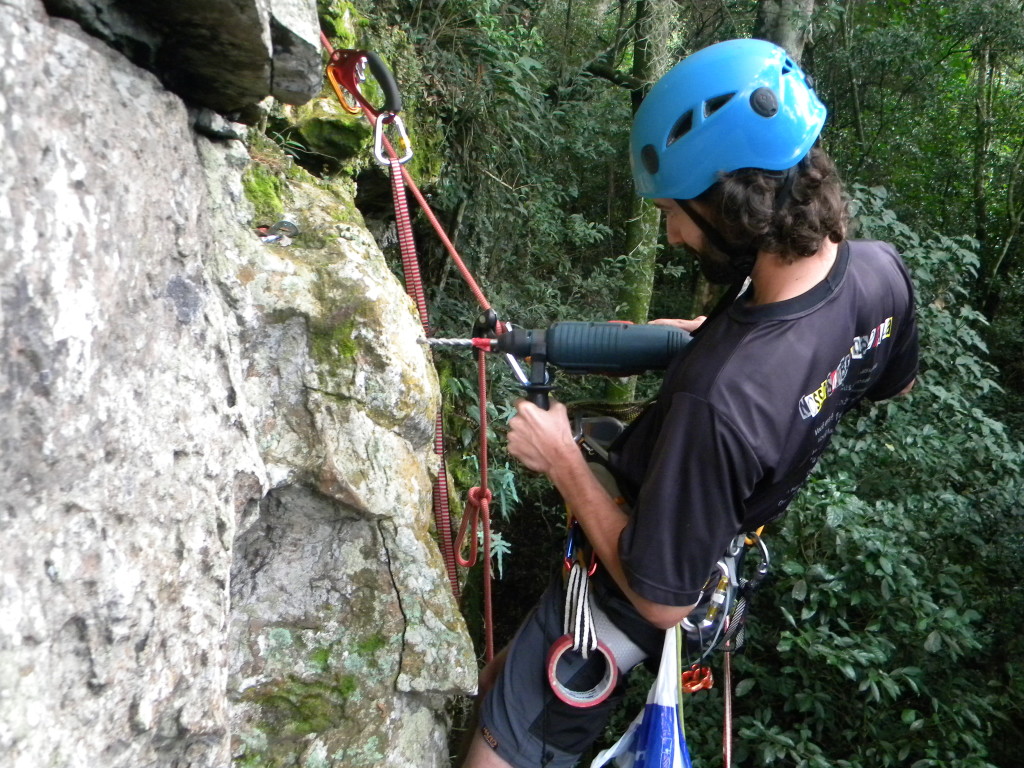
[1,1,476,766]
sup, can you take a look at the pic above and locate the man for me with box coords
[463,38,918,768]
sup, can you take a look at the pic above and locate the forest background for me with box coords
[307,1,1024,765]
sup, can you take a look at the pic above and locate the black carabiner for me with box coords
[364,51,403,115]
[327,49,403,120]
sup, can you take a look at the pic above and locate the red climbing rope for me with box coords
[723,617,735,767]
[388,157,430,328]
[321,34,499,660]
[452,351,495,661]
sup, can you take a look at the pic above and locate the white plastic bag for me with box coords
[590,626,692,768]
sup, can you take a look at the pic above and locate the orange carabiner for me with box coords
[682,664,714,694]
[326,49,404,122]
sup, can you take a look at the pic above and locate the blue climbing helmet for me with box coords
[631,38,827,200]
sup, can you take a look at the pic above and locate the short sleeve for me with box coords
[866,251,919,401]
[618,392,761,606]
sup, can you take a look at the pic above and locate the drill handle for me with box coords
[526,388,551,409]
[525,355,553,410]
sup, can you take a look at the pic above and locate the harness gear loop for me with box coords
[563,561,598,657]
[547,560,619,708]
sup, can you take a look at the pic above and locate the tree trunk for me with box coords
[754,0,817,61]
[606,0,669,403]
[973,42,992,253]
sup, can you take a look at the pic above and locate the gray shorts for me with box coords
[478,575,655,768]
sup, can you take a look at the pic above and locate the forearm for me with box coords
[507,400,694,629]
[546,449,693,630]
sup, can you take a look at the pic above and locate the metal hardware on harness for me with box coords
[746,529,771,589]
[682,664,714,693]
[563,520,597,576]
[681,560,731,634]
[680,530,771,662]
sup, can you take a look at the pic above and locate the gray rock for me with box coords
[1,2,476,766]
[40,0,322,112]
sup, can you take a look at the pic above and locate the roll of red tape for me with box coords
[546,634,618,708]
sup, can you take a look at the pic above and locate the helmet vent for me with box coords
[703,92,735,118]
[640,144,660,174]
[782,58,795,74]
[666,110,694,146]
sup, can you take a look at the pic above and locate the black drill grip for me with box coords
[527,388,551,409]
[494,322,691,374]
[545,321,691,374]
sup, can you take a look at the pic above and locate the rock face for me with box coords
[40,0,322,111]
[0,2,475,766]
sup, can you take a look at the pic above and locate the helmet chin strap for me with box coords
[676,163,800,332]
[675,161,802,284]
[675,200,758,281]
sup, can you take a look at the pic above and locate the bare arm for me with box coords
[507,400,694,630]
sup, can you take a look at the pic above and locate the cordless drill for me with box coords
[428,321,693,408]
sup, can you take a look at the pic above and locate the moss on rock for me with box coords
[243,163,288,225]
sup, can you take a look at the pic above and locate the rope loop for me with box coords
[468,486,493,507]
[455,486,492,568]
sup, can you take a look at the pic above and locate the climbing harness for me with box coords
[674,529,770,768]
[320,35,504,661]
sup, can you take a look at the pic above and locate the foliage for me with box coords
[809,0,1024,423]
[325,2,1024,761]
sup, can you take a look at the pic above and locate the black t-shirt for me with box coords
[609,239,919,606]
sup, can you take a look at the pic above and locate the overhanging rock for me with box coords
[41,0,321,112]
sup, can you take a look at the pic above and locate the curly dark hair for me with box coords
[694,146,849,262]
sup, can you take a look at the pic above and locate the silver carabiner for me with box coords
[374,113,414,165]
[746,530,771,585]
[682,560,730,633]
